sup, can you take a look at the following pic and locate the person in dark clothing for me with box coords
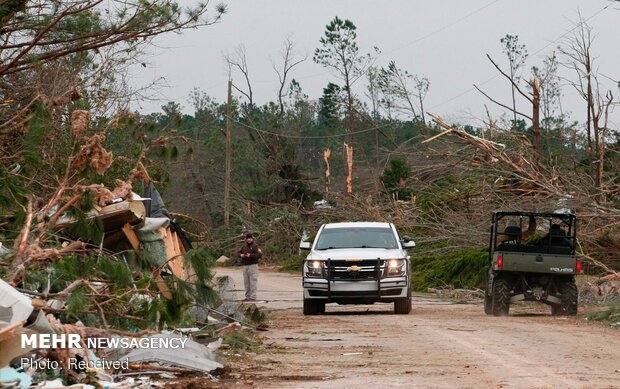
[538,224,571,248]
[238,233,262,301]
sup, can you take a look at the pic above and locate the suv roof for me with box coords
[323,222,392,229]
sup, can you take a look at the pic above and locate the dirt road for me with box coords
[216,266,620,388]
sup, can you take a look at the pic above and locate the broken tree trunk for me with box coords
[531,77,541,159]
[324,148,331,193]
[344,143,353,195]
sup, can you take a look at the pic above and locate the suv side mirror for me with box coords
[401,236,415,248]
[299,241,312,250]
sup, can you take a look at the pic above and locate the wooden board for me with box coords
[122,223,141,252]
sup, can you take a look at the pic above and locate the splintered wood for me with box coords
[323,148,331,193]
[344,143,353,195]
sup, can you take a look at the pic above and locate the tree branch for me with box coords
[474,84,533,120]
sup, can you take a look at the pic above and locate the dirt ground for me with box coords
[215,266,620,389]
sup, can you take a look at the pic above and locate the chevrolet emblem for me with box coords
[347,266,361,272]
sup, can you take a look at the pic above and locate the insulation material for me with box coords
[70,110,90,136]
[70,134,112,175]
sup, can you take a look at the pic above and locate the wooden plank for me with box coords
[159,227,175,260]
[171,231,181,255]
[0,320,26,337]
[122,223,141,252]
[170,231,186,279]
[160,228,184,279]
[153,273,172,299]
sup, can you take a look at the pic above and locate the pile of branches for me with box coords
[408,112,620,271]
[1,111,214,332]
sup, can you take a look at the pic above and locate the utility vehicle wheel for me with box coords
[303,299,323,315]
[552,280,578,316]
[394,297,412,314]
[484,291,493,315]
[492,278,511,316]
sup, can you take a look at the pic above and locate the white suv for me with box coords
[300,222,415,315]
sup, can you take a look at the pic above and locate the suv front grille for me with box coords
[324,259,385,280]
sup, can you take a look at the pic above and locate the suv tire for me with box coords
[492,278,511,316]
[394,297,412,314]
[303,299,324,315]
[552,279,578,316]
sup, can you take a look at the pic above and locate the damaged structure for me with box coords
[0,165,232,388]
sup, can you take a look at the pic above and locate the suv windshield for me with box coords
[315,227,398,250]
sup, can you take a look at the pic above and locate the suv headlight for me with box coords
[305,260,324,277]
[386,259,406,277]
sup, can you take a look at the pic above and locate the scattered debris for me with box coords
[215,322,241,336]
[427,287,484,301]
[313,200,333,209]
[0,367,33,389]
[125,334,222,373]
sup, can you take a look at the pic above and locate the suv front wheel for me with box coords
[303,298,325,315]
[394,297,412,314]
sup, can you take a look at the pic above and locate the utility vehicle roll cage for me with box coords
[488,211,577,263]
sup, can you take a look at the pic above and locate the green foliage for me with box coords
[279,255,304,273]
[243,304,268,326]
[222,330,261,352]
[66,287,90,317]
[318,82,344,127]
[313,17,379,87]
[586,306,620,328]
[313,16,379,122]
[500,34,528,82]
[65,213,104,245]
[380,157,413,200]
[411,247,488,291]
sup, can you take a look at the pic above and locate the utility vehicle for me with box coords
[485,211,581,316]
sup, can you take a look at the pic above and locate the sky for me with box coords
[130,0,620,129]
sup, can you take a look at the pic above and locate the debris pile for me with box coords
[0,125,260,387]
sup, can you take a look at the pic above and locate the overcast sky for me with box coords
[131,0,620,129]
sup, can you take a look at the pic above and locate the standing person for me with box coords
[238,232,262,301]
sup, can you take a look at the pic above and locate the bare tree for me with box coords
[377,61,429,122]
[475,52,560,159]
[531,53,563,131]
[559,14,615,192]
[0,1,226,77]
[365,66,381,119]
[500,35,528,127]
[224,45,254,107]
[272,38,307,116]
[414,75,430,123]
